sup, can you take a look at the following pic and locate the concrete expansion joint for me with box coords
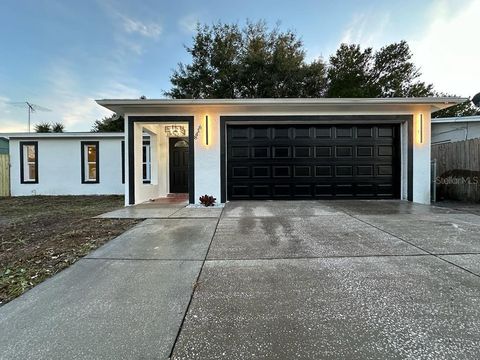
[343,210,480,280]
[82,257,203,262]
[168,205,225,358]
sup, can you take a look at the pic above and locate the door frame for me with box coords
[127,116,195,205]
[220,115,413,203]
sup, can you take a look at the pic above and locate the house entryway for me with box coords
[126,117,194,205]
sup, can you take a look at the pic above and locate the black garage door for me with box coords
[226,124,400,200]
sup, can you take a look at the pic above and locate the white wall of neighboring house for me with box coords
[432,116,480,144]
[9,136,124,196]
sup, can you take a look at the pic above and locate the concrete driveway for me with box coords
[1,200,479,359]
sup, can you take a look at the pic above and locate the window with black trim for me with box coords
[20,141,38,183]
[81,141,99,183]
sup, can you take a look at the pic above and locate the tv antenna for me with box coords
[7,101,52,132]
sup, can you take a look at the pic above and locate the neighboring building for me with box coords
[95,97,465,206]
[0,137,8,154]
[431,115,480,144]
[3,133,125,196]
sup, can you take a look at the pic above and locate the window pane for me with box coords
[87,146,96,162]
[28,164,36,180]
[88,164,97,180]
[27,145,36,162]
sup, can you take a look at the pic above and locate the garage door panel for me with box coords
[227,124,400,200]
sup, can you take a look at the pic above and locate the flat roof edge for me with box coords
[432,115,480,123]
[96,97,468,106]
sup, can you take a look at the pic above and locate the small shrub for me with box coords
[199,194,216,207]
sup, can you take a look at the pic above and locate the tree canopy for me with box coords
[92,115,124,132]
[166,21,327,99]
[327,42,433,97]
[166,21,478,117]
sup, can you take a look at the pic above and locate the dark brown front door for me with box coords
[169,138,189,193]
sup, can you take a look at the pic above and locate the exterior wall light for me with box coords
[417,113,424,144]
[205,115,209,145]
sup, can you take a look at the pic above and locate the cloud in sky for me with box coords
[411,0,480,97]
[340,12,391,49]
[179,14,201,34]
[0,61,141,132]
[334,0,479,98]
[43,62,141,131]
[306,10,391,63]
[120,14,162,38]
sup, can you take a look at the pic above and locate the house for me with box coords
[431,115,480,144]
[93,97,465,206]
[1,97,465,204]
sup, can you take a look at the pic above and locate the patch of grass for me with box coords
[0,196,140,305]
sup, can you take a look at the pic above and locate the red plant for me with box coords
[199,194,216,207]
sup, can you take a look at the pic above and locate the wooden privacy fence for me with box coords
[0,154,10,196]
[432,138,480,202]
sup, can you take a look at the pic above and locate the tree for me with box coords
[372,41,433,97]
[51,122,65,132]
[166,21,473,117]
[327,44,375,97]
[166,21,328,99]
[327,41,433,98]
[34,122,52,133]
[92,115,124,132]
[433,99,480,118]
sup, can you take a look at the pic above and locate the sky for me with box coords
[0,0,479,132]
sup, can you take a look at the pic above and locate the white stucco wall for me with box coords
[412,111,431,204]
[9,137,124,196]
[124,106,435,205]
[194,113,221,202]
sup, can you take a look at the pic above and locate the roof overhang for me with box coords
[96,97,467,116]
[432,115,480,124]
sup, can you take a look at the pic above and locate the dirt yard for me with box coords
[0,196,140,305]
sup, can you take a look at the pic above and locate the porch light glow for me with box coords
[205,115,209,145]
[417,113,424,144]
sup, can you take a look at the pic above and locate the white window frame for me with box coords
[142,143,151,183]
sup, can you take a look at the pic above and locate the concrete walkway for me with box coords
[1,200,480,359]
